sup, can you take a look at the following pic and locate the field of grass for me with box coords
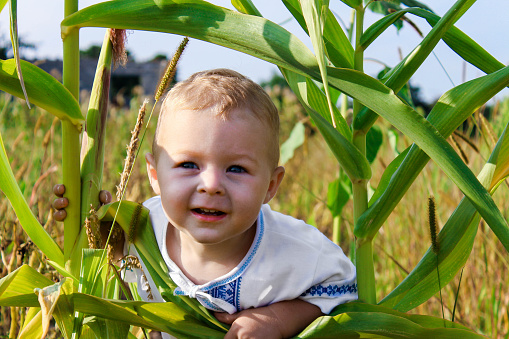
[0,88,507,337]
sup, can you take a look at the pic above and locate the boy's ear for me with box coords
[263,166,285,204]
[145,153,161,195]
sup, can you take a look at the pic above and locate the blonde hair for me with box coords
[153,69,280,166]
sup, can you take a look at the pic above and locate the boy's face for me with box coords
[146,107,284,247]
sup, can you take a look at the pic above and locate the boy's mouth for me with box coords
[192,208,226,216]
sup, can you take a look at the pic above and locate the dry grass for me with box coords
[0,90,508,337]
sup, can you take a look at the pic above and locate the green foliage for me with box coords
[1,0,508,337]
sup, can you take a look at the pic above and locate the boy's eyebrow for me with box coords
[169,149,260,164]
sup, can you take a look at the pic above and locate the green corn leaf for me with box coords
[231,0,261,16]
[366,0,403,31]
[71,294,225,338]
[0,0,7,13]
[330,302,471,329]
[400,0,433,12]
[338,0,361,9]
[282,69,370,181]
[0,265,53,307]
[357,65,509,242]
[8,0,30,108]
[0,131,65,266]
[282,0,354,68]
[279,67,351,136]
[280,121,306,165]
[299,0,336,128]
[304,78,351,139]
[0,59,84,127]
[79,249,108,297]
[360,8,413,50]
[18,307,44,339]
[327,176,351,217]
[354,0,476,133]
[406,7,506,79]
[298,303,482,338]
[368,147,409,206]
[61,0,320,79]
[491,126,509,189]
[366,124,383,163]
[84,316,130,339]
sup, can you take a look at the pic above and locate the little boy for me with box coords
[55,69,357,338]
[138,69,357,337]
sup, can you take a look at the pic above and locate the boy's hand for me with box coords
[52,184,112,221]
[215,300,322,339]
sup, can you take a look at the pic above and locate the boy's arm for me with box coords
[215,299,322,339]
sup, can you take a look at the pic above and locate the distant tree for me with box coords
[150,54,168,62]
[0,34,35,59]
[260,73,289,90]
[80,45,102,59]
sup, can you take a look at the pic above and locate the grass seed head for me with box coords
[154,37,189,102]
[116,99,148,201]
[428,196,439,254]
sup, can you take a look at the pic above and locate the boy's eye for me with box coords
[179,162,198,169]
[227,165,246,173]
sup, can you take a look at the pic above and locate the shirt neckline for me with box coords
[160,207,265,292]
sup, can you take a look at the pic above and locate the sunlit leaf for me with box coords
[71,293,226,338]
[298,302,482,338]
[327,177,351,217]
[0,265,53,307]
[406,7,506,80]
[62,0,319,80]
[0,0,7,13]
[0,59,84,127]
[338,0,361,9]
[231,0,261,16]
[280,121,306,165]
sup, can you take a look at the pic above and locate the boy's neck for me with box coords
[166,222,257,285]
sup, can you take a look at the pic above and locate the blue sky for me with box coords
[1,1,508,102]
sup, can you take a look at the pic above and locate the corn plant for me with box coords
[0,0,508,337]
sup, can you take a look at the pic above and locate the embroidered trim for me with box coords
[205,277,242,312]
[202,211,264,291]
[301,283,358,297]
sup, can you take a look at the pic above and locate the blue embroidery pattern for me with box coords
[301,283,357,297]
[205,277,242,312]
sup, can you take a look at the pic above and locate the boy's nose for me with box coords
[197,168,225,195]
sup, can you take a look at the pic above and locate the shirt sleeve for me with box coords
[298,235,358,314]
